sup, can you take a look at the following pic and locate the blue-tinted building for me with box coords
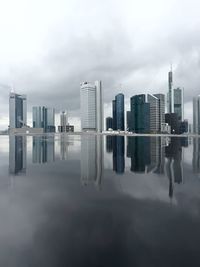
[112,100,116,130]
[106,117,113,130]
[112,93,124,131]
[9,92,27,128]
[130,94,150,133]
[33,106,55,133]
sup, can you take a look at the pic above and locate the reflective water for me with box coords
[0,134,200,266]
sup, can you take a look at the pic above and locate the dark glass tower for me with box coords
[130,94,150,133]
[106,117,113,130]
[112,100,116,130]
[115,93,124,131]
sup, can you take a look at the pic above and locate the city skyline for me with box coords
[0,0,199,130]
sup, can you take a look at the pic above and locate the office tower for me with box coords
[60,111,68,132]
[80,81,103,132]
[113,136,125,173]
[167,68,174,113]
[9,92,27,128]
[154,94,165,132]
[127,111,131,131]
[33,106,55,132]
[106,117,113,130]
[147,94,159,133]
[130,94,150,133]
[112,100,116,130]
[9,136,27,174]
[173,87,184,121]
[81,135,103,187]
[115,93,124,131]
[193,96,200,134]
[165,113,179,134]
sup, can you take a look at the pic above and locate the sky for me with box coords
[0,0,200,130]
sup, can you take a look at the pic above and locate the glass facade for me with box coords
[33,106,55,132]
[130,94,150,133]
[9,92,27,128]
[115,93,124,131]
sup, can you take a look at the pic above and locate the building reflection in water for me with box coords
[127,137,150,173]
[81,135,103,188]
[165,137,186,199]
[9,135,27,175]
[113,136,125,174]
[106,136,113,153]
[32,136,55,163]
[193,138,200,173]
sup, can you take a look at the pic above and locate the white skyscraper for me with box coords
[80,81,103,132]
[193,96,200,134]
[147,94,159,133]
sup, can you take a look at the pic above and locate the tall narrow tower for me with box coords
[168,65,174,113]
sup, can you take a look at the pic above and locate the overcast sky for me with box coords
[0,0,199,130]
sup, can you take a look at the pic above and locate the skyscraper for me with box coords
[112,100,116,130]
[173,87,184,121]
[106,117,113,130]
[193,96,200,134]
[9,92,27,128]
[147,94,159,133]
[130,94,150,133]
[167,68,184,121]
[112,93,124,131]
[33,106,55,132]
[154,94,165,132]
[80,81,103,132]
[167,68,174,113]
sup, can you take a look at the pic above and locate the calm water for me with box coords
[0,134,200,267]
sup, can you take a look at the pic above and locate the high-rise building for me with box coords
[154,94,165,132]
[115,93,124,131]
[33,106,55,132]
[130,94,150,133]
[80,81,103,132]
[167,68,174,114]
[193,96,200,134]
[9,92,27,128]
[173,87,184,121]
[165,113,179,134]
[60,111,68,131]
[112,100,116,130]
[106,117,113,130]
[147,94,159,133]
[167,68,184,121]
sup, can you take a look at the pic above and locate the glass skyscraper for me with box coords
[9,92,27,128]
[33,106,55,132]
[130,94,150,133]
[112,93,124,131]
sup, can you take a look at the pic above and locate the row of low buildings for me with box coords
[9,91,74,133]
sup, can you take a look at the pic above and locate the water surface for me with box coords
[0,134,200,267]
